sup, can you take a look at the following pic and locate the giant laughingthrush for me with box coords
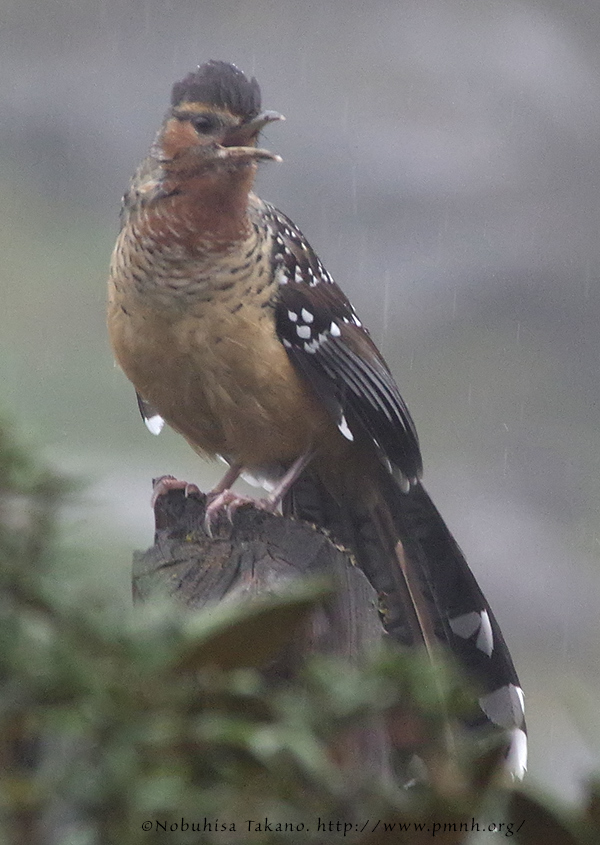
[108,60,526,777]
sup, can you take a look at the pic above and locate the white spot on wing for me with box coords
[449,610,494,656]
[479,684,525,730]
[338,414,354,441]
[301,308,314,324]
[304,332,327,353]
[296,324,311,339]
[330,321,341,337]
[476,609,494,656]
[514,685,525,712]
[506,727,528,780]
[145,414,165,435]
[449,611,480,640]
[287,310,298,322]
[397,474,411,493]
[276,265,288,285]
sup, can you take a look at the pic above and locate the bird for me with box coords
[108,60,526,778]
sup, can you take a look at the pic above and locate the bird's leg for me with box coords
[204,451,314,532]
[210,462,245,495]
[263,449,315,507]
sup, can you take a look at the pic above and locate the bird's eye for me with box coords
[191,114,221,134]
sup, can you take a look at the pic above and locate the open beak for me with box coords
[219,110,285,162]
[216,146,282,163]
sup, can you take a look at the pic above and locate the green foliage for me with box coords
[0,415,599,844]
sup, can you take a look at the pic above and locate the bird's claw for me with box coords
[204,489,275,535]
[151,475,200,508]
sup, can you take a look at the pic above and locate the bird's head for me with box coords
[156,60,283,173]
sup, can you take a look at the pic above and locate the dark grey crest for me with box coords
[171,60,261,122]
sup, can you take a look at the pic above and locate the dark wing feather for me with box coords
[265,203,422,482]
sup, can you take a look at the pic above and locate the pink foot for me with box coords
[204,489,275,534]
[151,475,200,508]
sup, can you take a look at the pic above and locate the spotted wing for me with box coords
[265,204,422,483]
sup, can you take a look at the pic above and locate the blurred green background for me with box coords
[3,0,600,804]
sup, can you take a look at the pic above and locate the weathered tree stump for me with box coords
[133,487,393,779]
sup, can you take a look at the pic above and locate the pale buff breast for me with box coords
[108,277,335,468]
[108,185,338,469]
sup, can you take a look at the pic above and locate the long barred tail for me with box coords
[284,467,527,779]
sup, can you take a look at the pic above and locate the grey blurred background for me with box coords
[2,0,599,803]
